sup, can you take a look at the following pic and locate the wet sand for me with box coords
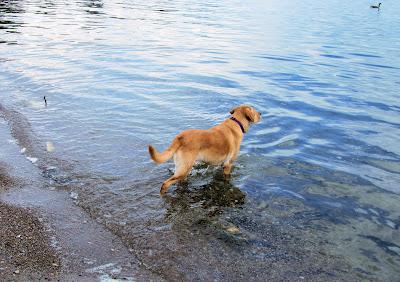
[0,169,159,281]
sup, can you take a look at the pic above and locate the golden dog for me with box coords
[148,105,261,194]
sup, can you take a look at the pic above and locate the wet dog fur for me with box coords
[148,105,261,194]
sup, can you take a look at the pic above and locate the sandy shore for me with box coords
[0,118,162,281]
[0,164,58,280]
[0,202,60,280]
[1,165,59,280]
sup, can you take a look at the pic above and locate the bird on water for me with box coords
[370,3,381,9]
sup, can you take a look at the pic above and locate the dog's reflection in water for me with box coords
[163,171,246,220]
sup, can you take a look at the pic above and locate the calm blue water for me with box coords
[1,0,400,280]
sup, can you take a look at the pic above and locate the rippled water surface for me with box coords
[1,0,400,280]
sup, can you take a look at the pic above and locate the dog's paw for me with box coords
[223,173,232,180]
[160,184,168,195]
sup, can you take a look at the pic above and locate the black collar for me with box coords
[230,117,245,133]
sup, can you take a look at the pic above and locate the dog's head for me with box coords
[230,105,261,124]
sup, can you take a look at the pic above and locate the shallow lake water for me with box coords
[1,0,400,280]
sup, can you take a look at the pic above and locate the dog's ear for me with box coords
[244,107,256,122]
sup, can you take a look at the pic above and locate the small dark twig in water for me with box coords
[44,96,47,106]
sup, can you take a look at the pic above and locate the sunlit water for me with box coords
[1,0,400,280]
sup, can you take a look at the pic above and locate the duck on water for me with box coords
[370,3,381,9]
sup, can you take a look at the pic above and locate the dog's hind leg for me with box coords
[223,162,232,175]
[160,150,196,194]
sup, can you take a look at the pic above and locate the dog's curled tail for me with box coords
[148,138,180,164]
